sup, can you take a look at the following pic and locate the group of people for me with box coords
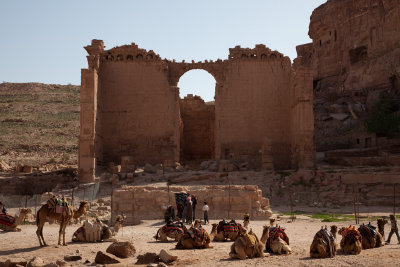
[181,194,211,225]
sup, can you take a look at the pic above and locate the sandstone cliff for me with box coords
[304,0,400,151]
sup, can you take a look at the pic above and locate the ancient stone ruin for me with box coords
[79,41,315,182]
[111,185,271,224]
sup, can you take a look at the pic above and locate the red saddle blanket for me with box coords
[266,227,290,251]
[0,214,15,226]
[162,223,184,234]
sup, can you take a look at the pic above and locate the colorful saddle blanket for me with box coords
[0,213,15,226]
[185,226,207,244]
[266,227,290,252]
[47,196,71,217]
[163,221,184,234]
[217,220,242,235]
[341,226,362,245]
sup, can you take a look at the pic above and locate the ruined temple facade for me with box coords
[79,40,314,183]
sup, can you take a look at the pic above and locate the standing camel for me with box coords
[36,201,88,246]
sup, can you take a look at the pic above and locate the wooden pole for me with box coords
[228,177,231,219]
[353,186,357,224]
[394,184,396,216]
[289,188,294,222]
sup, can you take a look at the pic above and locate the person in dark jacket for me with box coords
[386,214,400,244]
[0,202,6,214]
[191,195,197,221]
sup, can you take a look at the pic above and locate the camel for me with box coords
[243,214,250,229]
[36,201,88,246]
[211,220,245,242]
[270,218,276,227]
[154,220,187,242]
[339,226,362,255]
[310,226,337,258]
[175,222,212,249]
[266,226,292,255]
[358,223,384,249]
[72,215,125,242]
[229,225,270,260]
[0,209,32,232]
[377,218,388,240]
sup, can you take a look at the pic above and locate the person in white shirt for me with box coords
[202,202,209,224]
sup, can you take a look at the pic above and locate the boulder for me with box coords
[55,260,66,266]
[63,255,82,262]
[136,252,159,265]
[106,241,136,258]
[27,257,44,267]
[159,249,177,264]
[1,258,28,267]
[94,251,120,265]
[157,263,168,267]
[330,113,350,121]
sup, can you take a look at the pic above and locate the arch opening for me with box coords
[177,69,216,163]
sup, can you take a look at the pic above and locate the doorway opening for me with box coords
[178,70,216,163]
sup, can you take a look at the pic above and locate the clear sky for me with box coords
[0,0,326,102]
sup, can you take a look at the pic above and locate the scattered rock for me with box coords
[106,241,136,258]
[136,252,159,265]
[63,255,82,262]
[1,258,28,267]
[43,263,58,267]
[159,249,177,264]
[94,251,120,265]
[55,260,66,266]
[157,263,168,267]
[27,257,44,267]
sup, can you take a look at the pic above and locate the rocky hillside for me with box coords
[0,82,80,169]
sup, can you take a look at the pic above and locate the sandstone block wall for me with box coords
[180,95,215,161]
[111,185,272,225]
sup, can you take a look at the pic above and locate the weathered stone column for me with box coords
[78,40,104,183]
[291,55,315,169]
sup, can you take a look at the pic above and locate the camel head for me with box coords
[20,208,32,215]
[211,223,218,233]
[79,201,89,209]
[270,218,276,226]
[377,218,388,226]
[338,227,346,236]
[330,225,338,237]
[243,213,250,222]
[116,214,126,225]
[260,225,270,243]
[193,219,202,228]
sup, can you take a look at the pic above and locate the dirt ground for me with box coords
[1,217,400,267]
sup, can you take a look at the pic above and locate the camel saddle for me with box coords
[266,227,289,252]
[163,221,184,234]
[314,228,335,257]
[341,226,362,247]
[239,232,258,248]
[184,226,207,244]
[217,220,242,236]
[358,224,377,247]
[0,213,15,226]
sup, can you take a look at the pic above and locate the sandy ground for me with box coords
[1,218,400,267]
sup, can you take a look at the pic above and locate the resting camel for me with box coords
[176,220,212,249]
[72,215,125,242]
[0,209,32,232]
[229,225,270,260]
[339,226,362,255]
[266,226,292,255]
[211,220,245,242]
[358,223,384,249]
[154,220,187,242]
[310,226,337,258]
[36,201,88,246]
[377,218,388,240]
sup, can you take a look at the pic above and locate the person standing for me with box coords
[386,214,400,244]
[192,195,197,221]
[203,201,209,224]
